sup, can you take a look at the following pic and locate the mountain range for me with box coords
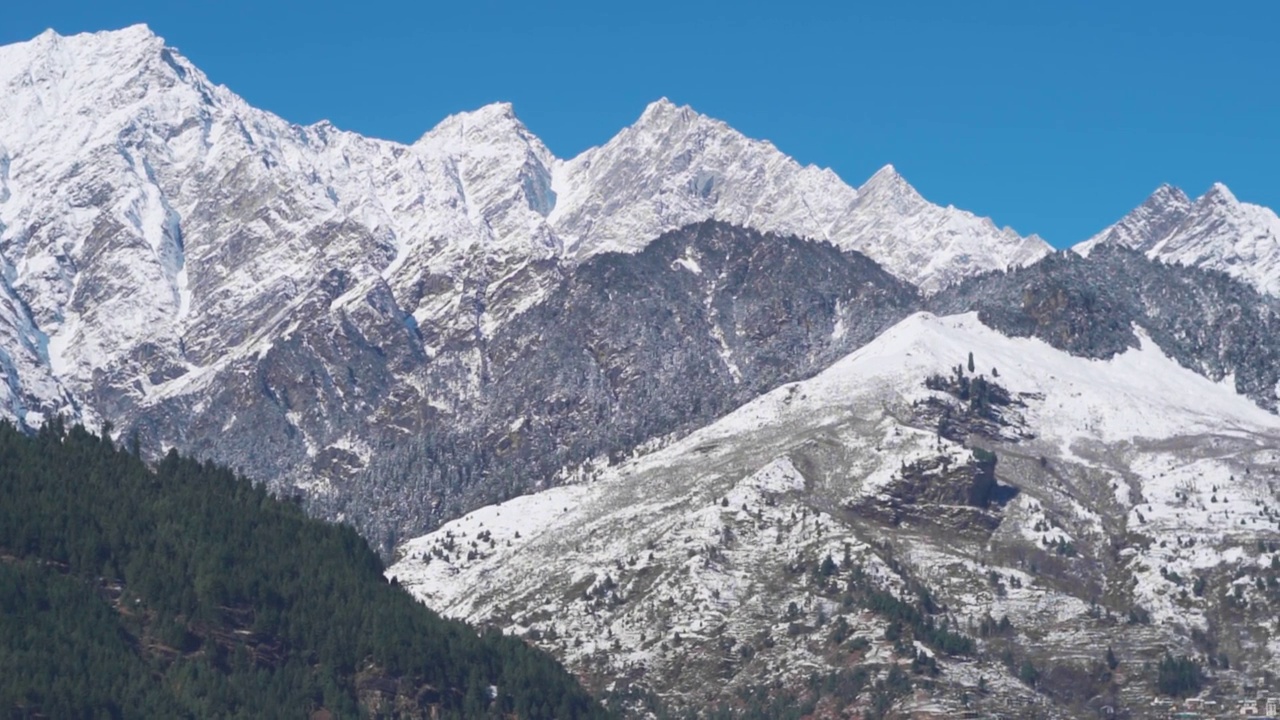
[4,24,1280,718]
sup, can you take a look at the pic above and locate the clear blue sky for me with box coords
[5,1,1277,247]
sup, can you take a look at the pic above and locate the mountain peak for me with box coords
[1075,178,1280,294]
[1147,183,1192,209]
[866,163,900,182]
[632,97,703,132]
[60,23,164,53]
[2,24,164,71]
[103,23,160,40]
[415,101,535,146]
[30,23,158,43]
[856,163,923,205]
[639,96,680,118]
[1201,181,1239,206]
[1074,183,1195,257]
[469,100,517,121]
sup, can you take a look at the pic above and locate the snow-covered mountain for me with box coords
[0,25,1052,432]
[1076,183,1280,295]
[0,25,576,427]
[550,100,1051,291]
[390,311,1280,716]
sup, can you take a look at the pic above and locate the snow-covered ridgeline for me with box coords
[1077,182,1280,295]
[0,25,1057,429]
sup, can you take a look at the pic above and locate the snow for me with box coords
[830,300,846,340]
[671,313,1280,459]
[672,256,701,274]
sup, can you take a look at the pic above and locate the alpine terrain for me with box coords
[0,25,1045,545]
[3,22,1280,720]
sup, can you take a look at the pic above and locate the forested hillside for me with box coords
[0,420,608,719]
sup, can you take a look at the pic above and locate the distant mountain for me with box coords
[1076,183,1280,295]
[550,100,1051,291]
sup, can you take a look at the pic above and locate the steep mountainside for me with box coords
[391,312,1280,718]
[303,222,1280,552]
[0,420,606,719]
[931,244,1280,411]
[1076,183,1280,295]
[319,222,919,551]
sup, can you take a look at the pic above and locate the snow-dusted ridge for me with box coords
[1076,182,1280,295]
[550,100,1052,292]
[390,311,1280,712]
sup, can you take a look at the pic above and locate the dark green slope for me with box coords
[0,420,608,719]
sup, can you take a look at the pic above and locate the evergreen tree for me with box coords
[820,554,838,577]
[1019,659,1040,687]
[1156,653,1203,697]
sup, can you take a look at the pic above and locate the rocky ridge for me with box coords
[1077,183,1280,296]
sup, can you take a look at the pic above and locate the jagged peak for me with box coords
[99,23,161,41]
[3,24,134,61]
[461,100,517,122]
[628,97,718,137]
[0,23,205,115]
[1145,183,1192,209]
[860,163,903,188]
[1200,181,1239,207]
[415,101,534,146]
[29,23,164,54]
[637,97,686,122]
[856,163,924,205]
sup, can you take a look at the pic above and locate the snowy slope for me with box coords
[1077,182,1280,295]
[0,272,80,429]
[390,311,1280,713]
